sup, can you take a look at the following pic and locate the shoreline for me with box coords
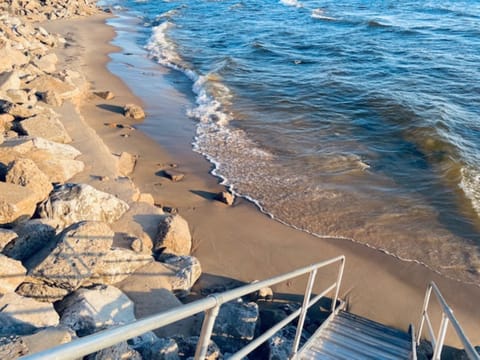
[45,11,480,348]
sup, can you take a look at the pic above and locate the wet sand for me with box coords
[44,13,480,348]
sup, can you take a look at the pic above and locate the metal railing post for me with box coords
[290,268,318,359]
[432,314,449,360]
[194,299,220,360]
[331,256,345,312]
[417,284,432,345]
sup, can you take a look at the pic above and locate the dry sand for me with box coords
[44,14,480,348]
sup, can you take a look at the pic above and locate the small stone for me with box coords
[123,103,145,120]
[94,91,115,100]
[165,169,184,182]
[118,151,136,176]
[137,193,155,205]
[217,191,234,206]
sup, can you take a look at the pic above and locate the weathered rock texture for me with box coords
[123,103,145,120]
[27,221,114,292]
[38,183,129,228]
[0,182,38,225]
[0,254,26,294]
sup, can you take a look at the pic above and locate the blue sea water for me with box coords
[108,0,480,284]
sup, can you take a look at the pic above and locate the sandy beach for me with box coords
[42,11,480,350]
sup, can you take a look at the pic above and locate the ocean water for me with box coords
[110,0,480,284]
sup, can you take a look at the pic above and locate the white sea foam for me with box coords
[460,166,480,215]
[311,8,336,20]
[279,0,303,8]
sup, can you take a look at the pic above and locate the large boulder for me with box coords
[145,338,180,360]
[0,182,38,225]
[213,299,259,341]
[3,219,56,261]
[17,115,72,143]
[16,281,69,303]
[113,202,165,253]
[160,255,202,298]
[32,53,58,73]
[38,183,129,229]
[0,293,59,336]
[27,150,84,183]
[0,336,29,359]
[0,44,29,72]
[173,336,221,360]
[26,74,78,101]
[57,285,135,337]
[0,99,37,119]
[0,71,21,92]
[5,158,53,204]
[154,214,192,256]
[27,221,114,292]
[21,326,74,355]
[268,326,309,360]
[92,248,153,285]
[0,254,26,295]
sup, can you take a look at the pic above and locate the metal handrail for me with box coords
[21,255,345,360]
[417,281,479,360]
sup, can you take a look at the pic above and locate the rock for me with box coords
[1,136,81,159]
[16,282,69,303]
[0,336,29,359]
[21,326,74,355]
[147,338,180,360]
[0,43,29,72]
[92,248,153,285]
[113,202,165,253]
[118,151,136,176]
[0,292,59,336]
[0,229,17,252]
[27,221,114,292]
[94,91,115,100]
[32,53,58,73]
[165,169,184,182]
[0,71,21,92]
[38,183,129,228]
[124,103,145,120]
[0,254,26,295]
[17,115,72,143]
[57,285,135,337]
[217,191,235,206]
[5,158,53,204]
[38,90,63,106]
[85,341,142,360]
[154,214,192,256]
[117,279,197,338]
[174,336,221,360]
[26,74,78,101]
[3,219,56,261]
[160,254,202,298]
[5,89,30,105]
[0,100,37,119]
[213,299,259,340]
[268,326,309,360]
[0,114,15,130]
[27,150,84,183]
[0,182,38,225]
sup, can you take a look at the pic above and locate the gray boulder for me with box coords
[213,299,259,340]
[0,254,26,295]
[154,214,192,256]
[0,292,59,336]
[38,183,129,229]
[3,219,56,261]
[146,338,180,360]
[86,341,142,360]
[57,285,135,337]
[161,255,202,298]
[27,221,114,292]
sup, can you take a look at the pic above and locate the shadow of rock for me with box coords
[96,104,124,115]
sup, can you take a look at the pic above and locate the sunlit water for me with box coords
[110,0,480,284]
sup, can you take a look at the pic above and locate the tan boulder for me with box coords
[38,90,63,106]
[0,229,17,251]
[0,254,26,295]
[5,89,30,105]
[124,103,145,120]
[6,158,53,203]
[26,74,77,100]
[21,327,74,355]
[0,114,14,130]
[0,43,29,72]
[0,182,38,225]
[18,115,72,143]
[0,71,21,92]
[16,282,69,303]
[0,100,37,119]
[27,150,84,183]
[32,53,58,73]
[154,214,192,256]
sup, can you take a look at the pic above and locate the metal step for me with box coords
[298,310,414,359]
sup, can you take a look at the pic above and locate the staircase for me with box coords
[298,310,415,360]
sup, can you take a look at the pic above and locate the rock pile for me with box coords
[0,1,303,359]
